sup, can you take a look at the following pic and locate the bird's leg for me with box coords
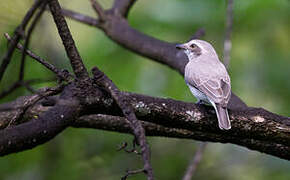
[196,99,205,105]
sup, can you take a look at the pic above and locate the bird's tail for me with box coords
[213,104,231,130]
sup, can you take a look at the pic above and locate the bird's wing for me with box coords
[185,61,231,106]
[197,77,231,106]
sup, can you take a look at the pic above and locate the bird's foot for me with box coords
[196,100,205,105]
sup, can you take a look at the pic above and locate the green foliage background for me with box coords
[0,0,289,179]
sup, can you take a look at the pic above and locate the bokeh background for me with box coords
[0,0,289,179]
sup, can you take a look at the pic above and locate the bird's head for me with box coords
[176,39,217,59]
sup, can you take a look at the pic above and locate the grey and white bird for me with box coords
[176,39,231,130]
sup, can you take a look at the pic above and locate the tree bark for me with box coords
[1,90,289,160]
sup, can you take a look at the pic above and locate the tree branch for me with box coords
[48,0,89,81]
[0,78,56,99]
[82,91,290,160]
[0,0,43,82]
[73,109,290,161]
[182,142,207,180]
[19,1,47,81]
[4,33,72,81]
[74,112,289,160]
[92,67,154,180]
[61,8,100,27]
[0,85,76,156]
[112,0,137,18]
[90,0,106,21]
[1,90,289,160]
[189,28,206,41]
[223,0,234,69]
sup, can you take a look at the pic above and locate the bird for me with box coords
[176,39,231,130]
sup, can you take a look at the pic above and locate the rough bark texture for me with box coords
[1,90,289,160]
[0,86,80,156]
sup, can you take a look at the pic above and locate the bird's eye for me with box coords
[190,44,197,49]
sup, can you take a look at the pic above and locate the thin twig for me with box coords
[121,169,145,180]
[1,79,54,98]
[0,82,20,99]
[223,0,234,69]
[4,33,71,81]
[92,67,154,180]
[48,0,89,81]
[0,0,43,82]
[117,140,141,155]
[0,78,56,99]
[19,1,47,81]
[19,81,37,94]
[182,142,207,180]
[90,0,106,21]
[189,28,206,40]
[61,8,99,27]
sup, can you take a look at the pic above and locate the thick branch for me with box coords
[0,87,79,156]
[0,86,62,128]
[72,112,290,160]
[1,90,289,160]
[83,92,290,160]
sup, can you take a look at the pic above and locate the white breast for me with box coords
[187,83,210,104]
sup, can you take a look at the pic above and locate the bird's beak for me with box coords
[175,43,187,50]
